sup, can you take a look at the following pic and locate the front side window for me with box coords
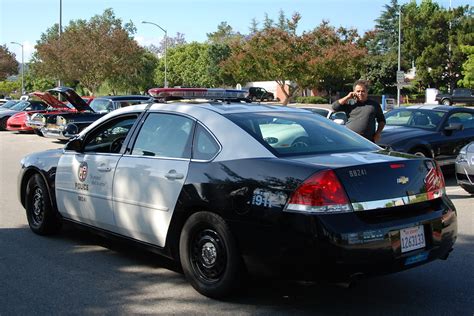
[132,113,194,159]
[83,115,138,153]
[385,109,444,129]
[226,112,378,157]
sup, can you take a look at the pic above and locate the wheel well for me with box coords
[20,169,54,210]
[409,146,431,157]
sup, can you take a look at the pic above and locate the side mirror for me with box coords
[445,123,463,132]
[333,118,345,125]
[65,137,83,152]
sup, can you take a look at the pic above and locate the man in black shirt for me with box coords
[332,80,385,142]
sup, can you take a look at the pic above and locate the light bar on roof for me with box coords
[148,87,248,99]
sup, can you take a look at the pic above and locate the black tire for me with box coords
[409,147,431,158]
[179,212,244,298]
[25,174,62,235]
[251,96,257,102]
[442,99,451,106]
[460,184,474,194]
[34,129,44,137]
[0,117,9,131]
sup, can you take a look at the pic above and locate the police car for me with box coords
[18,88,457,298]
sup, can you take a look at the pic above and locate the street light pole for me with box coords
[10,42,24,95]
[142,21,168,87]
[397,8,401,107]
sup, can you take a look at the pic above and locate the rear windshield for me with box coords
[226,111,379,157]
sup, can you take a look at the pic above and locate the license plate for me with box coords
[400,225,426,253]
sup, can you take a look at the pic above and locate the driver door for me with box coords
[55,114,139,230]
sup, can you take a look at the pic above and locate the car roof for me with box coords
[402,104,467,112]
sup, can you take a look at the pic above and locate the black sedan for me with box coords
[17,88,457,298]
[377,104,474,166]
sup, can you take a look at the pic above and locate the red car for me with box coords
[6,92,93,135]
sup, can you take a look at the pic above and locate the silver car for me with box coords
[455,141,474,194]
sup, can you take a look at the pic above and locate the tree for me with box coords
[305,23,367,98]
[221,12,306,104]
[458,45,474,88]
[34,9,145,95]
[402,1,473,90]
[0,45,19,81]
[146,32,187,56]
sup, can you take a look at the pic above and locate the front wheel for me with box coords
[409,147,431,158]
[0,117,8,131]
[179,212,244,298]
[25,174,62,235]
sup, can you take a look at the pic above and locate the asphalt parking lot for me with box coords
[1,131,473,315]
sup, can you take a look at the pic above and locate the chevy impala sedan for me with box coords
[18,88,457,298]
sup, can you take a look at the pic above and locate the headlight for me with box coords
[456,148,467,163]
[56,116,67,126]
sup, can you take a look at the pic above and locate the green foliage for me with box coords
[294,96,328,104]
[0,80,20,96]
[458,46,474,88]
[0,45,19,81]
[34,8,148,95]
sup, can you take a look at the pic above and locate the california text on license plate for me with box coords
[400,225,426,253]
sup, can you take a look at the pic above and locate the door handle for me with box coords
[165,170,184,180]
[97,165,111,172]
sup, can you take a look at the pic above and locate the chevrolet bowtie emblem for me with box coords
[397,176,409,184]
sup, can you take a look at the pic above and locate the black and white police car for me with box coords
[18,88,457,298]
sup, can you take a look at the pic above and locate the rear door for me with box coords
[112,112,194,246]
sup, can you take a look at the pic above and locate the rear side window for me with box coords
[132,113,194,159]
[192,124,220,160]
[226,112,378,157]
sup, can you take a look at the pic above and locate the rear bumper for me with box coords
[234,197,457,280]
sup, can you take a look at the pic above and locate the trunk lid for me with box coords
[291,151,442,209]
[47,87,93,112]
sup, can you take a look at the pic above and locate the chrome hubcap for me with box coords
[201,242,217,266]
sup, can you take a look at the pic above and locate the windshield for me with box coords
[10,101,30,111]
[226,111,379,157]
[385,109,445,130]
[0,100,18,109]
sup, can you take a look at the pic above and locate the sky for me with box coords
[1,0,470,62]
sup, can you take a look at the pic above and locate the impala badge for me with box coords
[397,176,409,184]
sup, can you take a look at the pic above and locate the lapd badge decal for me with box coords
[78,162,88,182]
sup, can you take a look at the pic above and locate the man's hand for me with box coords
[373,132,382,143]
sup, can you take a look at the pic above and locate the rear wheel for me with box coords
[179,212,244,298]
[460,184,474,194]
[0,117,8,131]
[291,136,310,148]
[25,174,62,235]
[442,99,451,106]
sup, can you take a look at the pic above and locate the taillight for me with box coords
[285,169,352,214]
[425,161,445,199]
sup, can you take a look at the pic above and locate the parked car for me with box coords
[18,88,456,298]
[455,141,474,194]
[42,88,152,140]
[26,92,94,136]
[377,104,474,166]
[6,91,77,134]
[435,88,474,106]
[246,87,275,102]
[298,106,347,124]
[0,100,48,131]
[0,99,20,111]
